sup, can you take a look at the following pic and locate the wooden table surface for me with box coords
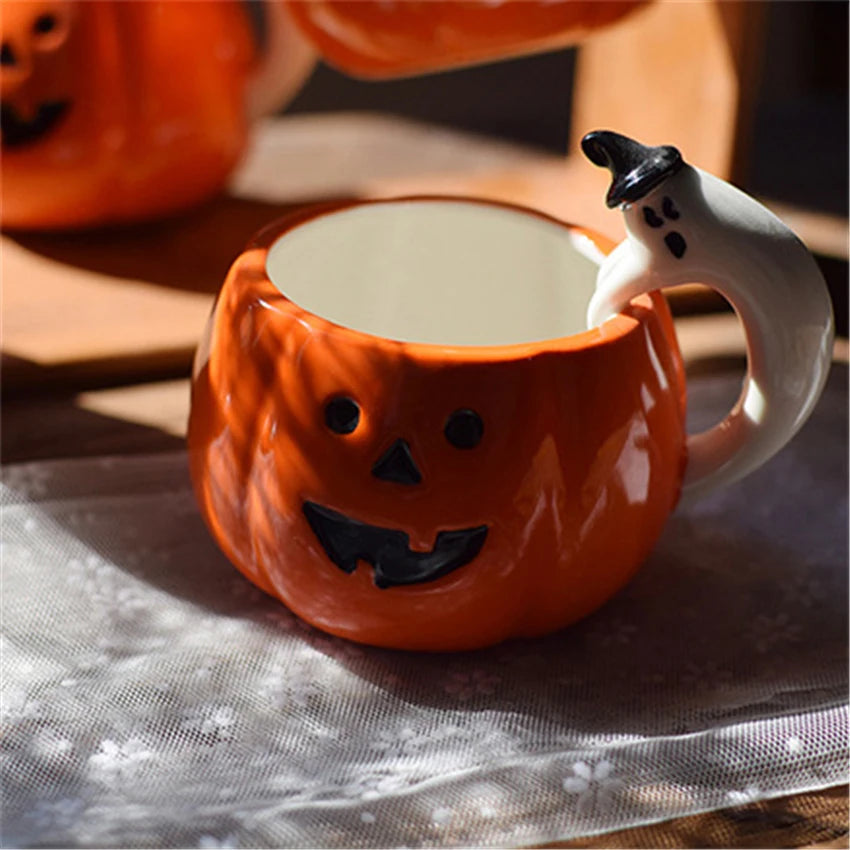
[2,114,847,849]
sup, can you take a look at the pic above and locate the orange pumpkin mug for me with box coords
[188,132,834,651]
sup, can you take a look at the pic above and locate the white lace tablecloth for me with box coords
[2,367,847,849]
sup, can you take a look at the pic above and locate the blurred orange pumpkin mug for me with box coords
[0,0,314,230]
[188,131,834,651]
[285,0,648,77]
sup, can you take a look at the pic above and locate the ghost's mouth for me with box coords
[302,501,488,589]
[1,100,71,149]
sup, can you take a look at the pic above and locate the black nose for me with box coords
[1,42,17,67]
[371,439,422,486]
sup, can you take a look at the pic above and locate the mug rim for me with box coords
[239,195,657,364]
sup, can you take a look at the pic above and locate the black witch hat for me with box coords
[581,130,684,208]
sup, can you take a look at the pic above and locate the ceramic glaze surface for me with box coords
[286,0,648,78]
[0,0,309,229]
[188,198,687,651]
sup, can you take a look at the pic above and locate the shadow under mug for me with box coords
[187,196,826,651]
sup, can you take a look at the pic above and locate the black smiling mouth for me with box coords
[1,99,71,149]
[302,501,488,589]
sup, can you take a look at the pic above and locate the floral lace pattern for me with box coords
[2,370,847,848]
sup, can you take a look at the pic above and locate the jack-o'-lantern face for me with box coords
[0,1,76,149]
[0,1,257,229]
[303,399,491,589]
[189,198,687,651]
[277,341,543,594]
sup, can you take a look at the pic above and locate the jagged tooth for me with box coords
[336,555,359,575]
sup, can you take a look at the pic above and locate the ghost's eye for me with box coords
[444,409,484,449]
[325,397,360,435]
[662,196,680,220]
[642,206,664,228]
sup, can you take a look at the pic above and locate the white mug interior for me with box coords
[265,200,605,347]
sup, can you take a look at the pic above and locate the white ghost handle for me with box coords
[586,164,834,505]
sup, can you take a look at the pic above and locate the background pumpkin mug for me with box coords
[188,132,834,652]
[285,0,648,78]
[0,0,314,230]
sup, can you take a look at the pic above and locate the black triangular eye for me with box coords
[444,409,483,449]
[325,397,360,435]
